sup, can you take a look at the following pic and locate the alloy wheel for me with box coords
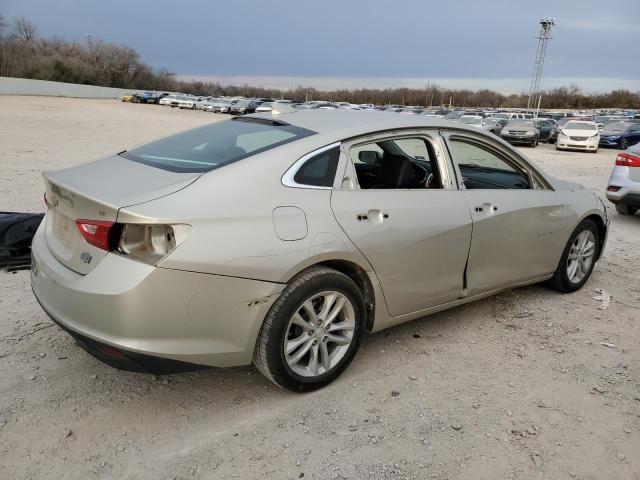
[566,230,596,284]
[284,291,355,378]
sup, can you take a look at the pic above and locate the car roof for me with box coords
[248,109,480,139]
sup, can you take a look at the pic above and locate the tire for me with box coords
[549,219,600,293]
[556,145,562,151]
[620,138,629,150]
[615,204,638,215]
[253,267,366,392]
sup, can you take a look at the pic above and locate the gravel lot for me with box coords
[1,96,639,480]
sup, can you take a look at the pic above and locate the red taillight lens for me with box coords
[76,219,118,251]
[616,152,640,167]
[607,186,621,192]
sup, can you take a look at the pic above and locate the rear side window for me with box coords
[293,146,340,187]
[122,118,316,173]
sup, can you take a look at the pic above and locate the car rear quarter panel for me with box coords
[117,141,375,285]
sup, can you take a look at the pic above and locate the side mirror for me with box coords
[358,151,380,164]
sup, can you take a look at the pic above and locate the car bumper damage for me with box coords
[30,223,284,370]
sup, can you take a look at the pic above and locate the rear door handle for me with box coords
[475,204,498,214]
[357,210,390,222]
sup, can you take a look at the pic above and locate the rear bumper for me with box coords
[30,224,284,368]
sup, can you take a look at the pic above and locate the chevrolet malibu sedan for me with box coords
[31,109,609,391]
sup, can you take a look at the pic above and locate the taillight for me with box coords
[616,152,640,167]
[76,220,120,251]
[117,224,192,265]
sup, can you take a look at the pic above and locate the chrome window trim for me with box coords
[281,142,341,190]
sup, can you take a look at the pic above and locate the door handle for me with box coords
[475,204,498,214]
[357,210,390,223]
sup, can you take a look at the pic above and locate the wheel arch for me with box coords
[583,213,607,260]
[286,259,377,332]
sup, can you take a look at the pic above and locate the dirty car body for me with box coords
[31,110,609,390]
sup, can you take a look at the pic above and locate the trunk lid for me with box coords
[43,154,199,274]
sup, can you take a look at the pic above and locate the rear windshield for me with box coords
[121,118,316,173]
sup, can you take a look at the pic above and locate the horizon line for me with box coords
[178,74,640,95]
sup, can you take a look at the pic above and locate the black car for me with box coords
[229,99,260,115]
[533,118,556,142]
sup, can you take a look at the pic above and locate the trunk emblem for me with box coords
[80,252,93,264]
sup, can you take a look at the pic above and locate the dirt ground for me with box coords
[1,96,639,480]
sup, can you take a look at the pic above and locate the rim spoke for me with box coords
[317,293,337,321]
[325,295,347,326]
[291,312,313,331]
[578,232,588,250]
[328,319,355,332]
[286,333,308,355]
[582,241,595,257]
[326,333,351,346]
[568,259,579,279]
[302,301,320,326]
[288,338,313,364]
[307,344,320,376]
[319,341,330,373]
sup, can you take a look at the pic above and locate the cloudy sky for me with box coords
[2,0,639,93]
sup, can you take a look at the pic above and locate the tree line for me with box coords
[1,15,639,110]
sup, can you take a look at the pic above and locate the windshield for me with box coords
[564,121,597,131]
[494,113,511,119]
[506,120,534,128]
[483,118,500,126]
[121,119,316,173]
[602,122,629,133]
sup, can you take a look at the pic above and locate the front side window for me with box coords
[122,119,315,173]
[349,137,444,190]
[447,139,530,190]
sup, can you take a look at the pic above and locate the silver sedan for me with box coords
[31,108,609,391]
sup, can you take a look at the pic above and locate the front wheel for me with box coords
[549,219,599,293]
[620,138,629,150]
[253,267,366,392]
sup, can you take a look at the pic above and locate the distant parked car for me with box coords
[121,93,138,103]
[482,118,507,135]
[556,121,599,153]
[229,99,259,115]
[500,120,540,147]
[533,119,556,142]
[606,141,640,215]
[178,96,205,110]
[457,115,484,129]
[255,102,273,113]
[159,94,177,106]
[599,122,640,150]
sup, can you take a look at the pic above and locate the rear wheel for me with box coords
[549,219,599,293]
[620,138,629,150]
[253,267,366,392]
[615,204,638,215]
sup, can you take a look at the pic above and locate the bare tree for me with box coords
[13,16,37,42]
